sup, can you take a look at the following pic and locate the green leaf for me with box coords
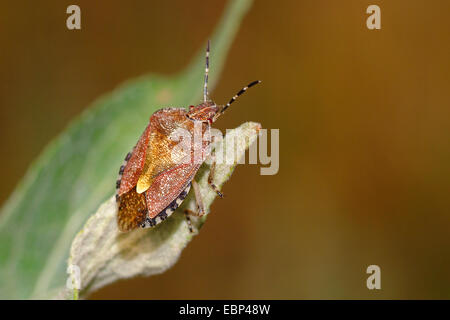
[0,0,254,300]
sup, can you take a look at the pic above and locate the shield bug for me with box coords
[116,41,260,232]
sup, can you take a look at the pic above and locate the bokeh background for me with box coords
[1,0,450,299]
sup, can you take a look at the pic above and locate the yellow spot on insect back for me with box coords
[136,177,151,194]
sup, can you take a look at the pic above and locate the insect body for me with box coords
[116,41,260,232]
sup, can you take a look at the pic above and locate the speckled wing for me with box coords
[136,108,190,194]
[118,124,152,197]
[117,188,147,232]
[144,162,202,219]
[116,123,153,232]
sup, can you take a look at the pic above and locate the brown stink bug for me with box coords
[116,41,260,232]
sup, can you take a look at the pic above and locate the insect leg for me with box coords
[189,179,205,216]
[183,180,206,233]
[208,151,224,198]
[183,211,194,233]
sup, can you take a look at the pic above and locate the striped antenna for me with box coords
[219,80,261,115]
[203,40,210,102]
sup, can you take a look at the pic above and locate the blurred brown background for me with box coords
[1,0,450,299]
